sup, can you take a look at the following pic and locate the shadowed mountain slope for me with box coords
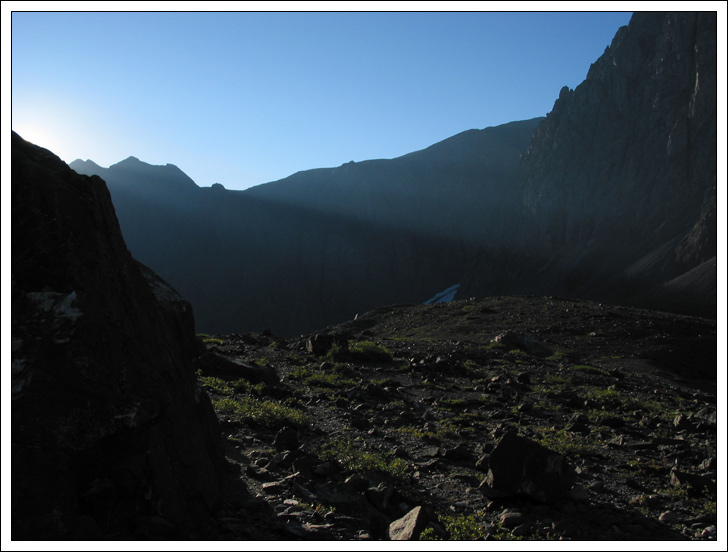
[71,118,543,335]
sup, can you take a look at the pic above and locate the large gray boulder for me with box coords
[11,131,227,539]
[388,506,438,541]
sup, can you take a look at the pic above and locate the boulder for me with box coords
[388,506,437,541]
[11,132,226,539]
[492,331,552,356]
[193,351,279,385]
[306,333,349,355]
[479,432,575,503]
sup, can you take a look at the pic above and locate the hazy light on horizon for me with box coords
[11,10,633,190]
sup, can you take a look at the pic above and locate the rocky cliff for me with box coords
[517,12,716,317]
[11,131,227,539]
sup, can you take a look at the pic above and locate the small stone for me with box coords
[312,461,338,477]
[344,473,369,492]
[366,483,393,511]
[673,413,694,430]
[246,464,274,481]
[273,427,300,451]
[659,510,680,522]
[511,523,532,537]
[393,446,409,458]
[261,481,285,495]
[499,510,524,528]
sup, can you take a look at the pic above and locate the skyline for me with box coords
[8,7,638,190]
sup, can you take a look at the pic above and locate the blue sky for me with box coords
[12,8,635,190]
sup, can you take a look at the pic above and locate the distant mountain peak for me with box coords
[69,158,104,173]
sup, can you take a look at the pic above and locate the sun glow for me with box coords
[13,124,69,161]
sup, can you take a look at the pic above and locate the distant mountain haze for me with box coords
[70,12,716,335]
[71,117,542,335]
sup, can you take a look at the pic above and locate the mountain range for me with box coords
[70,12,717,336]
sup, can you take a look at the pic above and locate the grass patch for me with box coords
[199,376,234,394]
[318,438,408,481]
[327,340,394,363]
[304,372,358,389]
[213,396,308,428]
[535,427,593,458]
[197,333,225,345]
[199,375,264,396]
[573,365,609,376]
[420,511,488,540]
[392,426,429,439]
[547,351,567,362]
[437,398,469,410]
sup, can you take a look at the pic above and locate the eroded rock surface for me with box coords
[11,131,226,539]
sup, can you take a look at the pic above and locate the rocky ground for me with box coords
[192,295,718,541]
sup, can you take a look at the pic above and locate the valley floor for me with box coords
[194,296,718,541]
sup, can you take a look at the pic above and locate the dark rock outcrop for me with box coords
[479,432,576,503]
[11,131,226,539]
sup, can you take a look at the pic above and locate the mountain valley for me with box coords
[70,12,717,337]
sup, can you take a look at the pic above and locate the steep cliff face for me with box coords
[518,12,716,315]
[11,131,226,539]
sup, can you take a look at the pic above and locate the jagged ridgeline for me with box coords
[68,11,715,338]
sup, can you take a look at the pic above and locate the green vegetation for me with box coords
[213,396,308,428]
[327,340,394,363]
[547,351,567,362]
[437,398,469,410]
[419,511,488,540]
[318,437,409,481]
[197,333,225,345]
[305,372,358,389]
[572,364,609,376]
[543,373,571,386]
[392,426,428,439]
[199,375,264,396]
[535,427,593,458]
[584,386,621,403]
[199,376,234,394]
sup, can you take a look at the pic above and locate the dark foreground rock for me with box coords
[11,131,227,539]
[480,432,575,503]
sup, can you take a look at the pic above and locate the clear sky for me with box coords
[7,4,640,190]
